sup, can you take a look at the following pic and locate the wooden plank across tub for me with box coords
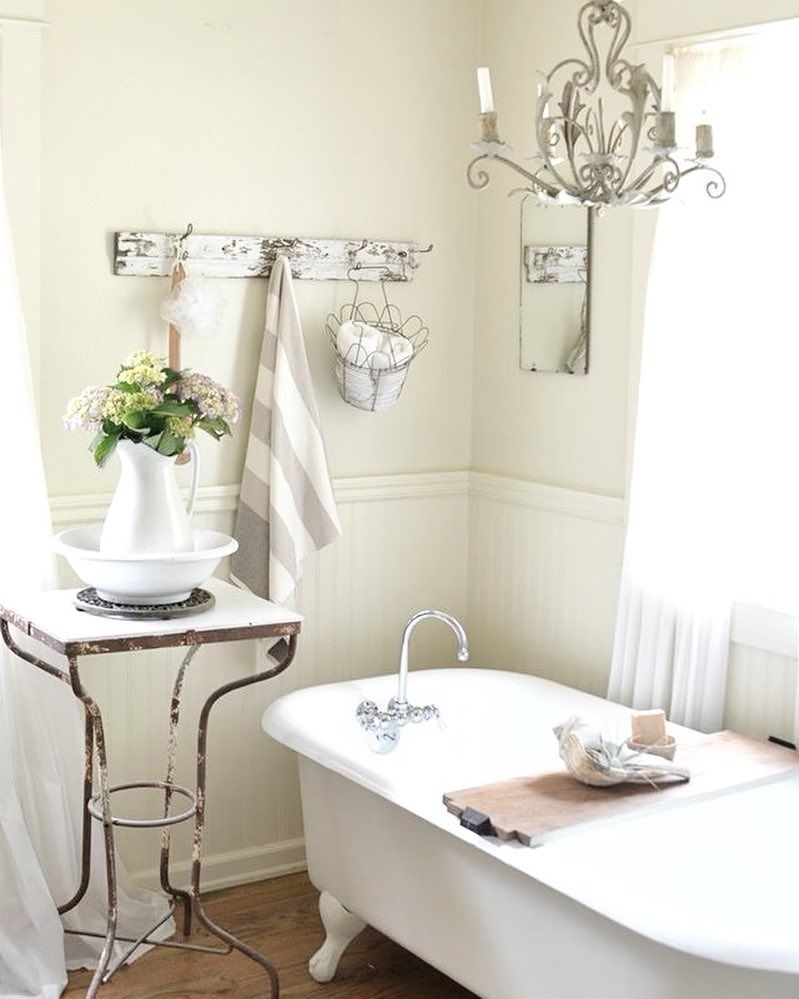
[444,731,799,847]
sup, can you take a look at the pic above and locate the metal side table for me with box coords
[0,578,302,998]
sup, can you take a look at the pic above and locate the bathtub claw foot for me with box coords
[309,891,367,983]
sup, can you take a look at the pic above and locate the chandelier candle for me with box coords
[655,111,677,151]
[476,67,501,143]
[477,66,494,113]
[661,52,676,112]
[696,122,715,159]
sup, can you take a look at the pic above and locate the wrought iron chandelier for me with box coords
[468,0,726,208]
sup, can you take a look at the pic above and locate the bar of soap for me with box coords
[631,709,667,745]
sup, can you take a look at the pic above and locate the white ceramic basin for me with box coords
[52,524,238,605]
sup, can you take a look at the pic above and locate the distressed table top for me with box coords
[0,579,302,657]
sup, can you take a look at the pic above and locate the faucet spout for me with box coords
[356,609,469,753]
[396,609,469,706]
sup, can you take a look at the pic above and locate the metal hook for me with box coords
[406,242,434,270]
[348,238,369,265]
[173,222,194,265]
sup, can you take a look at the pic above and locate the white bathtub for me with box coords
[263,668,799,999]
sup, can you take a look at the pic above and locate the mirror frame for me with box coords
[519,201,595,376]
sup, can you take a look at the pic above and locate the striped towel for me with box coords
[231,256,341,628]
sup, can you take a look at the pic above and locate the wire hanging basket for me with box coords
[325,267,429,412]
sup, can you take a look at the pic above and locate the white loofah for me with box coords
[160,276,226,338]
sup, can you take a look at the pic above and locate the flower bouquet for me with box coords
[64,350,239,466]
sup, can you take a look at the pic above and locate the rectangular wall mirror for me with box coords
[520,198,593,375]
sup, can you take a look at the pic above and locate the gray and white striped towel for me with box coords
[231,256,341,618]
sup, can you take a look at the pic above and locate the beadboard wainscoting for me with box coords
[467,473,626,697]
[467,473,799,747]
[49,471,470,890]
[47,470,797,890]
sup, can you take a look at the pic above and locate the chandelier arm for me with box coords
[466,155,492,191]
[625,157,667,194]
[466,153,563,198]
[493,155,564,198]
[647,163,728,201]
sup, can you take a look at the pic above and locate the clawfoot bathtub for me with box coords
[263,668,799,999]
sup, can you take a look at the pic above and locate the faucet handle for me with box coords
[356,700,379,721]
[387,697,440,726]
[356,696,440,754]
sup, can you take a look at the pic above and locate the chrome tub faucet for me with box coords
[357,609,469,754]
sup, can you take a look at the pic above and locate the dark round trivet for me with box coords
[75,587,215,621]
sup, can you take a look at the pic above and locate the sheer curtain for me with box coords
[0,142,170,995]
[609,37,799,732]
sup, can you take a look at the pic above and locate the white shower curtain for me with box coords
[0,149,171,995]
[609,38,799,731]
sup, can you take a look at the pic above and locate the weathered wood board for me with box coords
[525,243,588,284]
[444,732,799,848]
[114,232,424,281]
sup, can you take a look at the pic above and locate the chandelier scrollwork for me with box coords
[469,0,726,208]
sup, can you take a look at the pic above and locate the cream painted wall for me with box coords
[40,0,481,496]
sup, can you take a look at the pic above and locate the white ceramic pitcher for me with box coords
[100,439,199,555]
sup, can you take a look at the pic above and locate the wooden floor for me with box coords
[65,873,476,998]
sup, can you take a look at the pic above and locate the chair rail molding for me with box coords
[0,0,46,22]
[50,470,472,526]
[470,471,625,524]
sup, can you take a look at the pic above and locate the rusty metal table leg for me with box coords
[1,620,298,998]
[159,644,201,937]
[190,635,298,999]
[66,655,119,997]
[58,707,94,916]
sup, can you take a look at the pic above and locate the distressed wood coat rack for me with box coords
[114,231,431,282]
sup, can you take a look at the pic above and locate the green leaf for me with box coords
[199,416,231,437]
[161,368,182,386]
[151,399,194,418]
[198,424,222,440]
[197,418,224,440]
[121,411,151,432]
[155,431,183,456]
[115,381,139,394]
[146,415,167,436]
[93,432,120,468]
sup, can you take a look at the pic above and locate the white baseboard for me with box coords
[130,837,307,895]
